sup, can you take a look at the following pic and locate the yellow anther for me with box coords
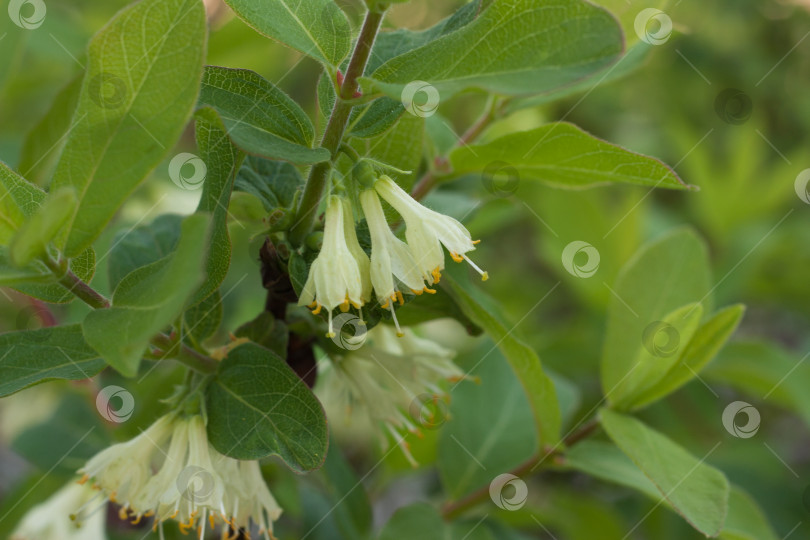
[450,252,464,263]
[340,299,350,312]
[432,267,442,283]
[423,287,437,294]
[411,288,423,296]
[472,239,481,245]
[396,291,404,305]
[311,303,322,315]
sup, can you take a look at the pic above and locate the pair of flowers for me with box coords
[298,175,487,337]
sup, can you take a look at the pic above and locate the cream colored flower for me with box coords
[374,175,488,283]
[78,414,282,539]
[11,482,107,540]
[298,195,366,337]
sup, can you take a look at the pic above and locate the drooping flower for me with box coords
[11,482,107,540]
[359,189,428,335]
[373,175,488,283]
[298,195,366,337]
[316,324,466,465]
[78,414,282,540]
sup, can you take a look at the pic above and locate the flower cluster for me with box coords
[299,176,487,336]
[77,414,281,540]
[11,482,107,540]
[316,323,466,465]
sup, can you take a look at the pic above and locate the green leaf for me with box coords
[449,123,688,190]
[222,0,351,67]
[611,302,704,410]
[317,74,404,140]
[234,311,288,359]
[107,214,183,293]
[438,341,538,500]
[0,161,45,244]
[565,440,660,500]
[0,247,53,286]
[82,214,212,377]
[18,74,83,185]
[235,156,304,212]
[14,248,97,304]
[600,409,730,537]
[192,107,245,303]
[722,486,779,540]
[0,325,106,397]
[629,304,745,410]
[365,0,623,99]
[351,113,425,191]
[601,228,711,400]
[378,503,444,540]
[199,67,329,164]
[183,289,224,345]
[51,0,207,257]
[9,188,77,268]
[205,342,328,471]
[442,268,560,446]
[321,437,372,539]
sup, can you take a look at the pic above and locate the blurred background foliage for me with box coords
[1,0,809,538]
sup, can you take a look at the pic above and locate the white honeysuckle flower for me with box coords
[78,414,282,540]
[359,189,427,336]
[317,324,466,465]
[11,482,107,540]
[374,175,488,283]
[340,197,372,304]
[298,195,366,337]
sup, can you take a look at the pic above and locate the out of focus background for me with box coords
[1,0,809,538]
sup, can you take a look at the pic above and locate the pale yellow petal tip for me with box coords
[481,272,489,282]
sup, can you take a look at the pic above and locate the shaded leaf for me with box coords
[9,188,77,267]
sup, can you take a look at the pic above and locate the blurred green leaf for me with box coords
[450,123,688,190]
[9,187,77,267]
[82,214,211,377]
[51,0,207,257]
[377,503,444,540]
[234,311,289,359]
[206,342,328,470]
[0,325,106,397]
[351,113,424,191]
[107,214,182,293]
[600,409,730,537]
[0,161,44,244]
[602,228,711,401]
[222,0,351,67]
[198,67,329,164]
[183,289,224,345]
[365,0,623,99]
[721,486,779,540]
[235,156,304,212]
[321,437,373,539]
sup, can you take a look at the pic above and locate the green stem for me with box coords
[289,8,385,246]
[151,333,218,374]
[44,257,110,309]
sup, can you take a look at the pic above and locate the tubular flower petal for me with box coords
[11,482,107,540]
[341,197,372,304]
[77,414,282,540]
[374,175,488,282]
[297,195,366,336]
